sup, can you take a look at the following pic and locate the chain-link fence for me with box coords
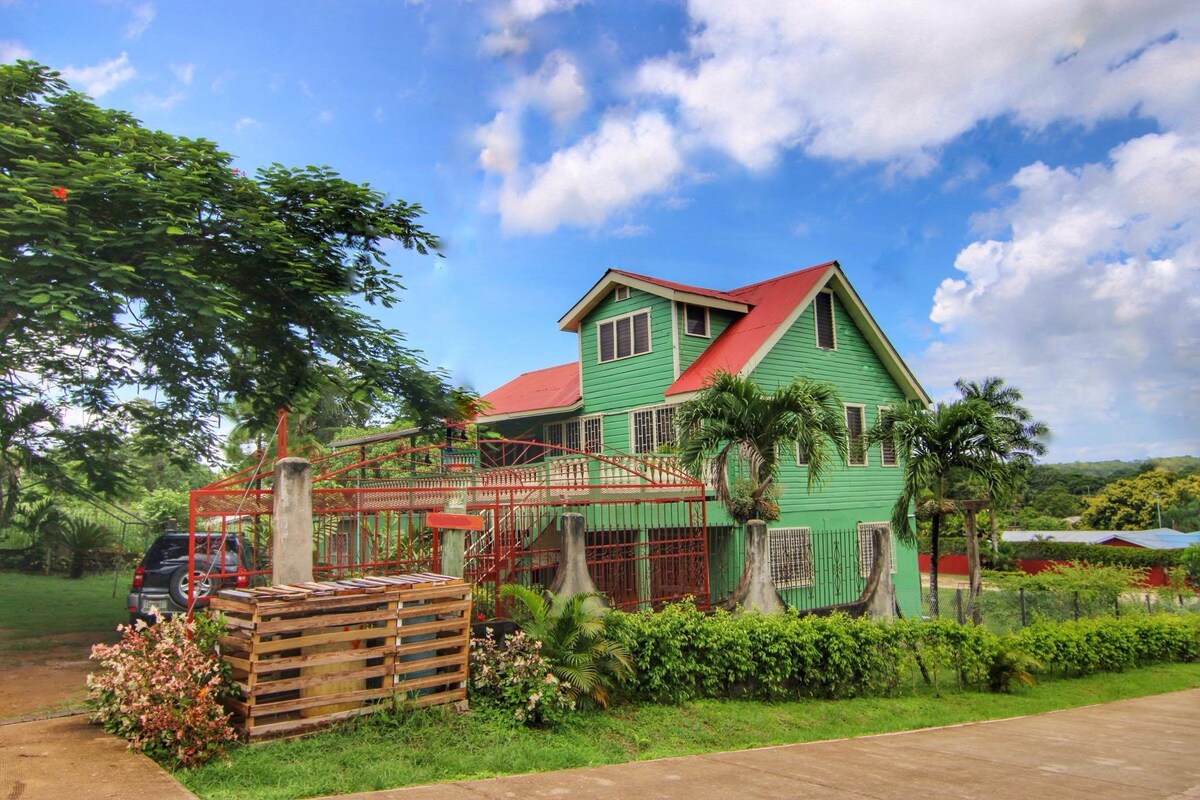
[921,584,1199,634]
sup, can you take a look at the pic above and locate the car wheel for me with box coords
[168,563,220,607]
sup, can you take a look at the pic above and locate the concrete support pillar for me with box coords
[272,457,314,585]
[549,513,605,608]
[866,528,895,622]
[440,529,466,578]
[723,520,785,614]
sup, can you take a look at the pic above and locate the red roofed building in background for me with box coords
[476,261,930,616]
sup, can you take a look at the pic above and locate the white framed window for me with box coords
[769,527,814,588]
[845,404,867,466]
[614,286,630,301]
[877,406,898,467]
[857,522,896,577]
[814,290,836,350]
[796,443,810,467]
[597,309,651,363]
[544,415,603,453]
[630,405,676,453]
[683,304,709,337]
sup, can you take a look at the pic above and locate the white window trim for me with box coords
[769,526,814,588]
[628,403,677,453]
[596,307,653,364]
[614,286,630,301]
[877,405,898,467]
[682,303,710,338]
[845,403,867,467]
[796,441,809,467]
[814,289,837,351]
[544,415,604,453]
[857,521,897,576]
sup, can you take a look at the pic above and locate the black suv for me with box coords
[126,529,248,624]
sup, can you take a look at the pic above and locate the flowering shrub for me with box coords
[86,612,238,768]
[468,628,574,726]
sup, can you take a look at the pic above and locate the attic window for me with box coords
[815,290,836,350]
[614,286,630,301]
[683,304,709,337]
[598,310,651,363]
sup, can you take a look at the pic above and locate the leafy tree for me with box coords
[1,62,459,509]
[674,371,847,524]
[1029,485,1082,519]
[51,516,113,578]
[870,399,1008,617]
[500,584,634,709]
[1080,470,1200,530]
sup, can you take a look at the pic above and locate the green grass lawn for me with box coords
[0,571,127,653]
[180,661,1200,800]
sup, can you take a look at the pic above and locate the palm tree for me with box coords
[870,399,1008,617]
[674,372,847,611]
[675,371,847,524]
[500,584,635,709]
[955,377,1049,552]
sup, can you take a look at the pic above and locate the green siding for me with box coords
[678,306,736,375]
[578,287,675,451]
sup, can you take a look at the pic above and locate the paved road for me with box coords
[319,689,1200,800]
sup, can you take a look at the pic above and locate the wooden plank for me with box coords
[393,586,471,603]
[253,624,395,655]
[396,600,470,619]
[394,652,469,674]
[244,663,392,696]
[246,705,380,739]
[394,638,466,657]
[249,686,394,717]
[250,644,394,675]
[224,654,252,673]
[406,688,466,709]
[396,617,469,638]
[248,592,400,617]
[394,668,467,693]
[256,607,396,634]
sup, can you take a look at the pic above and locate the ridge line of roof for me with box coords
[727,261,838,294]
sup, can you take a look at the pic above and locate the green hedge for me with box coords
[606,604,1200,702]
[926,537,1183,569]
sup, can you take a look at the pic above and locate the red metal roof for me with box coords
[666,263,836,396]
[611,269,745,305]
[477,362,581,418]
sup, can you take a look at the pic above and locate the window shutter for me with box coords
[815,291,835,349]
[846,405,866,466]
[769,527,814,588]
[599,321,615,362]
[616,317,632,358]
[632,312,650,354]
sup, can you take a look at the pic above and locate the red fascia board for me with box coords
[477,362,581,418]
[667,263,834,395]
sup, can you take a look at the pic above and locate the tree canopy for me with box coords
[0,62,460,509]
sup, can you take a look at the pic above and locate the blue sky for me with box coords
[4,0,1198,462]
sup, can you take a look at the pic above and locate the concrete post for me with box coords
[272,457,314,585]
[723,520,785,614]
[440,529,466,578]
[549,513,605,608]
[866,527,895,621]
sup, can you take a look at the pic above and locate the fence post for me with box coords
[549,513,604,608]
[272,457,313,585]
[1073,591,1080,621]
[1019,587,1027,628]
[722,520,786,615]
[1146,593,1152,613]
[955,588,964,625]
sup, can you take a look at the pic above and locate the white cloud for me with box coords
[62,53,136,98]
[482,0,585,56]
[171,63,196,85]
[137,89,183,111]
[921,132,1200,459]
[515,50,586,127]
[0,40,31,63]
[234,117,261,134]
[637,1,1200,171]
[611,222,651,237]
[477,111,522,174]
[316,110,334,124]
[125,2,155,39]
[498,111,683,233]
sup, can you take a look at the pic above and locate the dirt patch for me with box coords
[0,631,120,721]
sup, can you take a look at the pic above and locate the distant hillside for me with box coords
[1045,456,1199,478]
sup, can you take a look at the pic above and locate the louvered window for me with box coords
[598,310,651,363]
[845,404,866,466]
[857,522,896,577]
[769,527,814,588]
[878,406,898,467]
[815,290,836,350]
[631,405,677,453]
[614,286,630,301]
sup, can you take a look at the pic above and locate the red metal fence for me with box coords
[190,438,709,615]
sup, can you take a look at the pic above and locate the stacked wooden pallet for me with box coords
[211,573,471,739]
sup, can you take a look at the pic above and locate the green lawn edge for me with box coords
[180,661,1200,800]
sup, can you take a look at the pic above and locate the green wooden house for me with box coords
[476,262,930,615]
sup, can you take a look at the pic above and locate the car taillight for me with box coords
[132,565,144,589]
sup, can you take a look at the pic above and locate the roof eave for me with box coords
[476,400,584,424]
[558,270,749,331]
